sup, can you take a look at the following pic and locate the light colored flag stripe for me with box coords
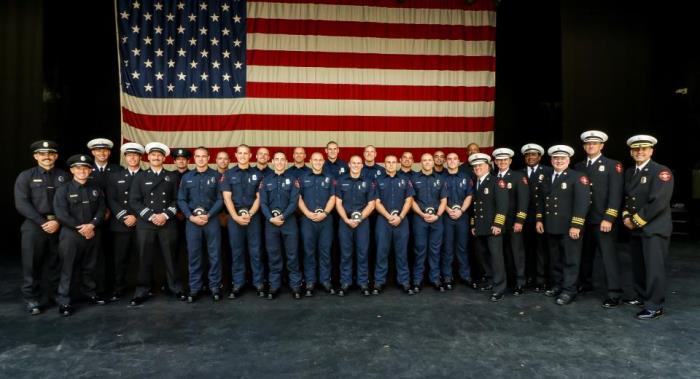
[121,93,495,117]
[248,1,496,27]
[248,33,495,57]
[121,122,494,150]
[247,65,495,87]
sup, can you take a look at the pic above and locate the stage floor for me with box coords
[1,240,699,378]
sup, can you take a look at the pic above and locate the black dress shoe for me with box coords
[533,284,548,293]
[337,285,349,297]
[360,286,371,296]
[58,304,74,317]
[371,284,384,295]
[490,293,504,302]
[433,282,445,292]
[266,289,278,300]
[636,308,663,320]
[623,298,645,307]
[323,284,336,295]
[411,284,422,294]
[129,297,146,306]
[402,285,415,295]
[305,284,315,297]
[292,290,302,300]
[602,297,621,309]
[88,296,106,305]
[229,287,242,299]
[544,287,562,297]
[257,287,266,298]
[479,283,493,292]
[212,293,221,302]
[444,281,454,291]
[461,278,478,290]
[555,293,574,305]
[175,292,187,301]
[513,286,524,296]
[109,292,122,302]
[187,293,198,303]
[27,301,41,315]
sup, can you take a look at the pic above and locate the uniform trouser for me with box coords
[112,229,136,294]
[547,233,582,296]
[186,220,222,295]
[474,234,506,295]
[443,215,470,282]
[57,229,100,306]
[580,223,622,297]
[413,215,444,285]
[375,217,410,286]
[96,225,113,295]
[504,228,526,287]
[301,215,333,286]
[629,233,668,311]
[227,214,263,289]
[524,219,549,285]
[265,218,302,290]
[20,220,60,305]
[338,219,370,287]
[134,224,182,298]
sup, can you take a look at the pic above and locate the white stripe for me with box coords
[122,123,494,150]
[116,210,127,219]
[139,208,150,216]
[248,66,495,87]
[121,93,494,117]
[248,1,496,27]
[248,33,495,57]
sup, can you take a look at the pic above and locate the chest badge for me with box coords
[484,188,489,195]
[598,165,605,172]
[561,183,567,190]
[641,176,647,184]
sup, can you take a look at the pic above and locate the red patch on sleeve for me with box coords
[615,163,623,173]
[469,179,474,187]
[659,171,672,182]
[579,176,590,185]
[497,179,506,189]
[294,179,300,188]
[521,176,528,185]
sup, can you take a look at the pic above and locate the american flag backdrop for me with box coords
[116,0,496,161]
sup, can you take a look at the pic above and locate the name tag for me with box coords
[33,179,43,183]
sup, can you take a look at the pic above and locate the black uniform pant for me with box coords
[474,234,506,295]
[95,225,113,295]
[57,229,100,306]
[524,219,549,285]
[20,220,60,305]
[134,225,182,298]
[547,233,582,296]
[581,224,622,297]
[629,233,668,311]
[112,229,137,294]
[504,229,526,288]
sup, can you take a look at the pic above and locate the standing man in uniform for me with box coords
[288,147,310,180]
[536,145,590,305]
[173,148,192,179]
[433,151,447,176]
[53,154,107,316]
[106,142,144,301]
[221,144,265,298]
[335,155,376,296]
[411,153,448,293]
[374,155,414,294]
[574,131,624,307]
[470,153,509,301]
[622,135,673,320]
[443,152,475,289]
[362,145,386,180]
[521,143,553,292]
[14,140,67,315]
[493,148,530,295]
[259,152,302,299]
[87,138,120,189]
[129,142,186,305]
[178,147,224,302]
[214,150,232,287]
[399,152,415,179]
[298,152,336,296]
[216,151,231,174]
[254,147,273,178]
[172,148,192,291]
[322,141,348,179]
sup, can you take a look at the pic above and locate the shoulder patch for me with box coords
[497,179,506,189]
[659,170,672,182]
[580,176,590,185]
[615,163,623,173]
[294,179,300,188]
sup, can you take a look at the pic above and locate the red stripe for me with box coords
[248,0,496,11]
[247,18,496,41]
[247,50,495,71]
[247,82,495,101]
[122,108,494,133]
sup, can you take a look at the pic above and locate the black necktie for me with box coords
[553,173,560,183]
[476,179,481,191]
[634,167,640,175]
[99,167,104,173]
[586,160,592,168]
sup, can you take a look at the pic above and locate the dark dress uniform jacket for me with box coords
[522,165,553,224]
[106,168,140,232]
[53,180,106,230]
[89,163,121,191]
[536,169,591,235]
[129,169,179,229]
[471,174,509,236]
[14,166,69,225]
[498,170,529,228]
[574,156,623,224]
[623,160,674,237]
